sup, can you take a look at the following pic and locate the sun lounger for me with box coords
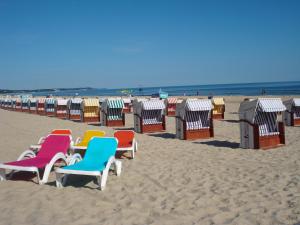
[114,130,137,159]
[74,130,106,150]
[0,135,80,184]
[55,137,121,190]
[30,129,72,151]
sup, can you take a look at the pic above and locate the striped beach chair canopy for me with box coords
[56,98,69,106]
[133,99,165,115]
[82,98,99,108]
[142,100,165,110]
[21,97,29,104]
[176,99,213,119]
[166,97,178,104]
[212,97,225,106]
[239,98,286,120]
[186,99,213,111]
[284,98,300,112]
[70,98,82,104]
[29,98,37,108]
[69,98,82,115]
[102,98,124,112]
[45,98,56,105]
[37,98,46,104]
[29,98,37,103]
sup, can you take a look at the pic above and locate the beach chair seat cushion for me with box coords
[5,157,50,169]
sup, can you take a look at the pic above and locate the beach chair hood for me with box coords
[56,99,69,106]
[239,98,286,123]
[101,98,124,113]
[134,99,165,115]
[176,99,213,119]
[283,98,300,112]
[212,97,225,106]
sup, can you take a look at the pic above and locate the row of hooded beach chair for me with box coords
[1,96,299,149]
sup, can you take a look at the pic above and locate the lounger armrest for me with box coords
[105,156,122,176]
[40,152,68,185]
[17,150,36,161]
[37,137,45,145]
[66,153,82,165]
[75,137,81,145]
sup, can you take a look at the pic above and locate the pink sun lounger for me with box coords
[0,135,79,184]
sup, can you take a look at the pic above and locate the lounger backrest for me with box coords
[51,129,72,135]
[114,130,134,148]
[83,137,118,164]
[37,135,71,159]
[82,130,106,142]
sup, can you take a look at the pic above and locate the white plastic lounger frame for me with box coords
[55,138,121,190]
[55,157,121,190]
[0,150,81,185]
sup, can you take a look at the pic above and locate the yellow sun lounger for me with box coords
[74,130,106,150]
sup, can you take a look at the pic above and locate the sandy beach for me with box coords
[0,96,299,225]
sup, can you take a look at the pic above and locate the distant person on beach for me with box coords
[261,89,266,95]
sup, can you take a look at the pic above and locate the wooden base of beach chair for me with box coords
[258,135,283,149]
[141,124,165,133]
[22,109,29,113]
[30,110,37,114]
[167,111,176,116]
[46,112,55,117]
[252,122,285,150]
[106,120,125,127]
[69,115,81,121]
[16,108,22,112]
[184,128,213,140]
[293,118,300,126]
[83,117,100,123]
[56,113,68,119]
[212,113,224,120]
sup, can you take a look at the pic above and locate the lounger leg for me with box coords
[0,169,6,181]
[56,173,63,188]
[115,160,122,176]
[135,141,138,152]
[40,163,52,185]
[36,170,41,184]
[7,170,15,179]
[100,170,109,190]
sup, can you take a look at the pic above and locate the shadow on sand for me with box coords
[222,119,240,123]
[114,127,135,131]
[148,133,176,139]
[194,140,240,149]
[87,123,101,127]
[7,171,38,183]
[47,175,100,189]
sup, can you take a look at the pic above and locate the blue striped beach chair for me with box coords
[133,98,166,133]
[176,99,214,140]
[283,98,300,126]
[239,98,286,149]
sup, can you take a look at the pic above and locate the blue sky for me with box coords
[0,0,299,89]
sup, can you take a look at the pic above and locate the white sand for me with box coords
[0,96,299,225]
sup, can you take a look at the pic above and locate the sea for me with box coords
[28,81,300,97]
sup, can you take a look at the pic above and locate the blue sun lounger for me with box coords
[55,137,122,190]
